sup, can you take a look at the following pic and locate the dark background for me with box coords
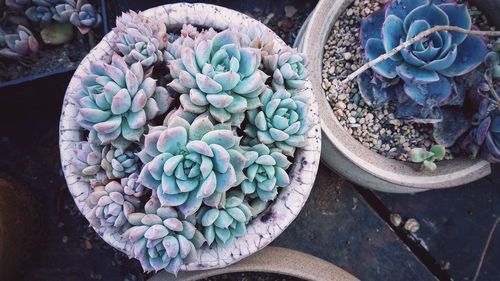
[0,1,498,280]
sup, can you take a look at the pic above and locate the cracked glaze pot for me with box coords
[59,3,321,272]
[297,0,494,193]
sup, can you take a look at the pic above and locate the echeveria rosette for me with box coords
[25,5,53,26]
[75,54,172,150]
[167,28,268,126]
[0,25,39,60]
[360,0,488,109]
[137,115,247,217]
[241,144,291,201]
[71,141,110,186]
[263,46,308,90]
[244,88,309,157]
[111,11,167,69]
[72,141,102,176]
[121,172,148,198]
[197,191,253,248]
[101,146,139,179]
[53,0,101,34]
[86,181,140,231]
[124,196,205,274]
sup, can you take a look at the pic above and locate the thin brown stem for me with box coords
[472,217,500,281]
[341,26,500,85]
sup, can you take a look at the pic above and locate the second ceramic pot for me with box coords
[297,0,493,193]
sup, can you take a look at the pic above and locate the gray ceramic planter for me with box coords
[148,247,359,281]
[59,3,321,273]
[297,0,494,193]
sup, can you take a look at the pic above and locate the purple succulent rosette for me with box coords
[359,0,487,114]
[0,25,39,60]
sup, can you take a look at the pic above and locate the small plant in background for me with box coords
[0,0,102,64]
[0,25,38,61]
[71,12,311,275]
[409,145,445,172]
[331,0,500,170]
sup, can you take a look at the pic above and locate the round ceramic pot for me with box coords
[297,0,493,193]
[59,3,321,272]
[147,247,358,281]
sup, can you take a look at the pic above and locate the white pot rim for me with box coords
[59,3,321,272]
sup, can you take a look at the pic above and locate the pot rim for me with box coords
[58,3,321,272]
[147,247,359,281]
[301,0,490,190]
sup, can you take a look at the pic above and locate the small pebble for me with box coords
[404,218,420,233]
[390,214,402,227]
[343,52,353,60]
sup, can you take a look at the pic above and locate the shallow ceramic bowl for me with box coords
[299,0,492,193]
[59,3,321,272]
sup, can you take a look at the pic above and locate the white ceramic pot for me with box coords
[297,0,492,193]
[59,3,321,272]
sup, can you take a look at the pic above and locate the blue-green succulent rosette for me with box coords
[136,115,247,217]
[358,0,488,121]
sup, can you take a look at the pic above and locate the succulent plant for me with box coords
[72,141,103,176]
[167,28,268,126]
[197,191,253,248]
[244,88,309,156]
[52,0,74,22]
[263,46,308,90]
[360,0,488,110]
[121,172,147,198]
[236,23,274,53]
[5,0,31,10]
[124,196,205,274]
[241,144,291,201]
[112,11,167,69]
[101,146,139,179]
[86,181,140,230]
[53,0,101,34]
[25,5,53,25]
[485,51,500,79]
[0,25,39,60]
[75,54,172,150]
[409,144,446,172]
[137,115,247,217]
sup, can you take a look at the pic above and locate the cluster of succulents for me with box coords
[0,0,102,63]
[72,12,311,275]
[357,0,499,166]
